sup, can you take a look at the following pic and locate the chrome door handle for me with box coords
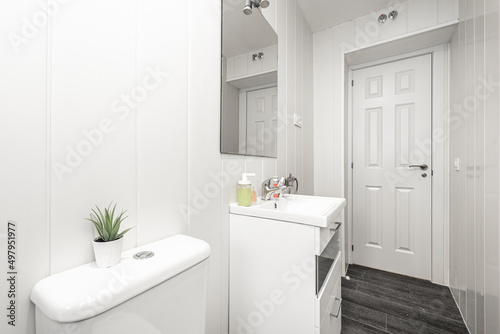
[330,298,342,318]
[409,164,428,171]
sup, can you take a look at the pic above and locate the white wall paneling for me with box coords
[137,0,189,245]
[3,0,310,332]
[50,0,138,274]
[313,28,335,197]
[483,0,500,331]
[1,0,49,332]
[449,0,500,332]
[3,0,195,332]
[187,1,223,332]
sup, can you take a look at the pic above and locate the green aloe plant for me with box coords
[86,203,132,242]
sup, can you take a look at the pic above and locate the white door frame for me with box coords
[345,45,450,285]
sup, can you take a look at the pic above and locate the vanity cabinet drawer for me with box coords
[320,274,342,334]
[315,252,341,328]
[316,218,342,256]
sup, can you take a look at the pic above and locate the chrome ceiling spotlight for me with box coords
[378,13,387,23]
[243,0,253,15]
[243,0,270,15]
[388,10,398,20]
[260,0,270,8]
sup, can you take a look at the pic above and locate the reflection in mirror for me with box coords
[221,0,278,158]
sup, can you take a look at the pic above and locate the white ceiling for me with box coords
[223,0,278,58]
[295,0,395,33]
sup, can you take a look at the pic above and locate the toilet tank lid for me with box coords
[30,234,210,323]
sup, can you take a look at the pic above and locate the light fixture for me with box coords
[243,0,270,15]
[243,0,253,15]
[379,10,398,23]
[252,52,264,61]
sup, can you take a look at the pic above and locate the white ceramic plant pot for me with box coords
[92,237,124,268]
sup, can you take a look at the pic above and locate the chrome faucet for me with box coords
[261,177,288,200]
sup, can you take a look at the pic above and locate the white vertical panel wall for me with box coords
[137,0,189,244]
[2,0,313,333]
[449,0,500,333]
[0,0,48,332]
[49,0,138,274]
[1,0,189,333]
[187,0,224,333]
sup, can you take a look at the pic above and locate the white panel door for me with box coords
[352,54,432,280]
[246,86,277,157]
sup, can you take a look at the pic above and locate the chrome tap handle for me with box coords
[277,177,286,187]
[285,174,299,194]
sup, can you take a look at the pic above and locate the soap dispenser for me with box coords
[238,173,255,206]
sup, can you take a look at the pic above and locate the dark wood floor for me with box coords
[341,264,469,334]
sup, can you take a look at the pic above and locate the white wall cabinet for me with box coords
[229,211,343,334]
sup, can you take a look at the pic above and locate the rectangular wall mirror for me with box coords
[220,0,278,158]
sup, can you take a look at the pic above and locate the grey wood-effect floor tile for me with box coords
[355,281,416,307]
[343,285,466,331]
[341,276,358,291]
[386,315,469,334]
[347,265,411,294]
[343,299,388,331]
[408,284,464,322]
[342,265,469,334]
[351,265,430,287]
[354,280,463,322]
[342,317,389,334]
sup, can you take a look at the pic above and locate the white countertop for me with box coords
[230,194,346,227]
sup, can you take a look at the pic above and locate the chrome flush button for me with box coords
[133,251,155,259]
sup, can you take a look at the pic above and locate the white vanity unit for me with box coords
[229,195,346,334]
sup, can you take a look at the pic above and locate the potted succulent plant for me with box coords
[86,203,132,268]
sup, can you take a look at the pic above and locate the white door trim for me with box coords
[345,45,450,285]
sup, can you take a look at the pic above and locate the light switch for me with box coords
[294,114,302,128]
[454,158,460,171]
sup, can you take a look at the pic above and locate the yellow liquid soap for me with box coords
[238,186,252,206]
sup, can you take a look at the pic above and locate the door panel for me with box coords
[352,54,432,280]
[246,86,277,157]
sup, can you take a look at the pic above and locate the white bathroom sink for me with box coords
[229,194,346,227]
